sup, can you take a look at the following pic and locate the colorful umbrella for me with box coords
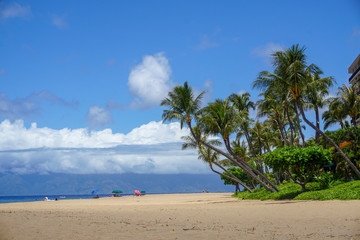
[112,190,123,193]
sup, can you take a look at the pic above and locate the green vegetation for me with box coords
[264,146,331,192]
[161,43,360,200]
[233,181,360,200]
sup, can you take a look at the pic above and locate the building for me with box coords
[348,54,360,95]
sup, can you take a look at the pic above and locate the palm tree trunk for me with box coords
[187,123,278,192]
[277,118,288,146]
[296,98,360,178]
[285,107,295,146]
[223,137,279,192]
[294,105,306,147]
[243,124,257,157]
[315,107,320,144]
[352,114,358,127]
[209,162,253,193]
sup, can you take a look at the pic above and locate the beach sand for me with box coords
[0,193,359,240]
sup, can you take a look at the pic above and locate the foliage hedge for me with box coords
[233,180,360,200]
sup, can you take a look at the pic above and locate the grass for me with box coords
[233,180,360,201]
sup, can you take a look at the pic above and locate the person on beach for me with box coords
[44,196,48,201]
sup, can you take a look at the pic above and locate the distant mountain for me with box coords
[0,173,235,196]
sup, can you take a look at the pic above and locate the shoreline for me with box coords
[0,191,229,204]
[0,192,359,239]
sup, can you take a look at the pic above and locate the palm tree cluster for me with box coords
[161,44,360,193]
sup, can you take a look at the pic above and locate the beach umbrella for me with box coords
[92,190,99,195]
[112,190,123,193]
[134,190,140,196]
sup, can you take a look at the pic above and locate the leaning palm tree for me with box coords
[198,99,279,192]
[161,82,278,192]
[181,126,253,192]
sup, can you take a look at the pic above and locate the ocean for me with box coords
[0,194,130,204]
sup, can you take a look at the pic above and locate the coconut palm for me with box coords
[303,71,333,143]
[257,93,288,146]
[161,82,278,192]
[255,59,305,146]
[199,99,279,192]
[322,101,346,130]
[228,92,257,155]
[263,44,360,177]
[332,84,360,127]
[181,126,253,192]
[161,81,205,129]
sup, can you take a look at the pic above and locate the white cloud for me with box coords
[0,2,31,21]
[251,42,285,65]
[86,105,113,128]
[127,52,173,109]
[0,120,207,174]
[0,119,189,150]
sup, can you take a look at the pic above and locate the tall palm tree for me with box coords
[263,44,360,177]
[199,99,279,192]
[303,71,333,143]
[228,92,257,155]
[161,82,278,192]
[161,81,206,129]
[257,93,288,146]
[255,59,305,146]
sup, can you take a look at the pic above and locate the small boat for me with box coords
[59,196,66,199]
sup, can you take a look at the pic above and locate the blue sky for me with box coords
[0,1,360,175]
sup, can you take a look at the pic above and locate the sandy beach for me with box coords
[0,193,359,240]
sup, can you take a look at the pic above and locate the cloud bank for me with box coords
[0,120,207,174]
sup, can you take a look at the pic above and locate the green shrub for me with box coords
[264,146,331,192]
[233,180,360,200]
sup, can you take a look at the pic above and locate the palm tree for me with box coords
[322,100,346,130]
[257,93,288,146]
[228,92,257,155]
[332,84,360,127]
[269,44,360,177]
[161,82,278,192]
[161,81,206,129]
[199,99,279,192]
[303,71,333,143]
[181,126,253,192]
[231,138,250,161]
[255,59,305,146]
